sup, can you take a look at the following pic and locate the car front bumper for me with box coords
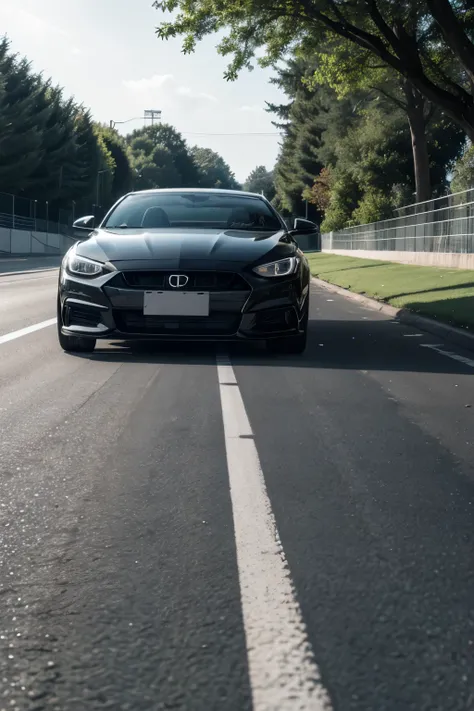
[58,265,309,342]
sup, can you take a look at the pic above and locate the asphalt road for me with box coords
[2,261,474,710]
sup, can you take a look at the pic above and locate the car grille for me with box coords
[114,310,240,336]
[119,271,249,292]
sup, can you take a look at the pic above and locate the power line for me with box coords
[109,114,283,136]
[181,131,283,136]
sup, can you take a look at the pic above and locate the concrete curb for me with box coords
[311,276,474,353]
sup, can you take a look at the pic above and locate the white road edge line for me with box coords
[420,343,474,369]
[0,318,57,346]
[216,353,331,711]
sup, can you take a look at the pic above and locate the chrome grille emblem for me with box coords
[169,274,189,288]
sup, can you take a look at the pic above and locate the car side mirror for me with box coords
[291,218,318,235]
[73,215,95,239]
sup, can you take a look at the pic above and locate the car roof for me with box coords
[129,188,266,199]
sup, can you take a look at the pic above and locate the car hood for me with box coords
[75,227,295,269]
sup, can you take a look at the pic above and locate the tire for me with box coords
[57,298,96,353]
[266,304,308,355]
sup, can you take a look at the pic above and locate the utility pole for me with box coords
[109,110,162,130]
[144,109,162,127]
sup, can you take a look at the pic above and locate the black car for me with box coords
[57,189,315,354]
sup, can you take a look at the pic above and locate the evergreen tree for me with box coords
[0,38,50,193]
[244,166,275,200]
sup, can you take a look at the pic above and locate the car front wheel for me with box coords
[57,298,96,353]
[267,308,308,353]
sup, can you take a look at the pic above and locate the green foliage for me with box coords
[100,126,134,202]
[272,64,328,217]
[451,144,474,192]
[126,126,237,192]
[0,36,235,223]
[127,124,201,189]
[351,189,393,226]
[268,48,465,230]
[191,146,239,189]
[130,142,182,191]
[0,37,50,192]
[153,0,474,138]
[0,36,135,221]
[243,166,275,200]
[321,172,361,232]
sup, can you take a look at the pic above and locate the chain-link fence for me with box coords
[0,191,77,234]
[0,191,110,256]
[322,188,474,254]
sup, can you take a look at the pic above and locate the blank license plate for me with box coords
[143,291,210,316]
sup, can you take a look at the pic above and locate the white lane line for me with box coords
[217,354,331,711]
[0,318,56,346]
[420,343,474,369]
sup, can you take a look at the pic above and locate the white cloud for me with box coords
[123,74,174,92]
[123,73,219,112]
[175,85,218,103]
[2,5,69,38]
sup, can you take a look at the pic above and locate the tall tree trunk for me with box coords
[403,81,432,203]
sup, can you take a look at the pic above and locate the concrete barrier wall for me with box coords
[0,226,74,256]
[322,248,474,270]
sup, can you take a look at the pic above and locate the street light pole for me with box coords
[34,200,37,231]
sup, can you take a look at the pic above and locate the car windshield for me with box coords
[103,192,283,232]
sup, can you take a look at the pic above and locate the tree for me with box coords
[129,142,182,191]
[0,37,50,193]
[154,0,474,139]
[24,87,83,202]
[312,39,466,202]
[67,109,113,217]
[127,124,200,187]
[244,166,275,200]
[451,144,474,192]
[99,126,133,202]
[304,167,333,213]
[267,59,328,216]
[191,146,239,189]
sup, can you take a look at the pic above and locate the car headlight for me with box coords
[253,257,299,278]
[66,253,105,277]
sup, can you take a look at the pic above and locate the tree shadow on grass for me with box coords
[404,295,474,331]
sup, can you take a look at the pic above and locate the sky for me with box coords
[0,0,286,182]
